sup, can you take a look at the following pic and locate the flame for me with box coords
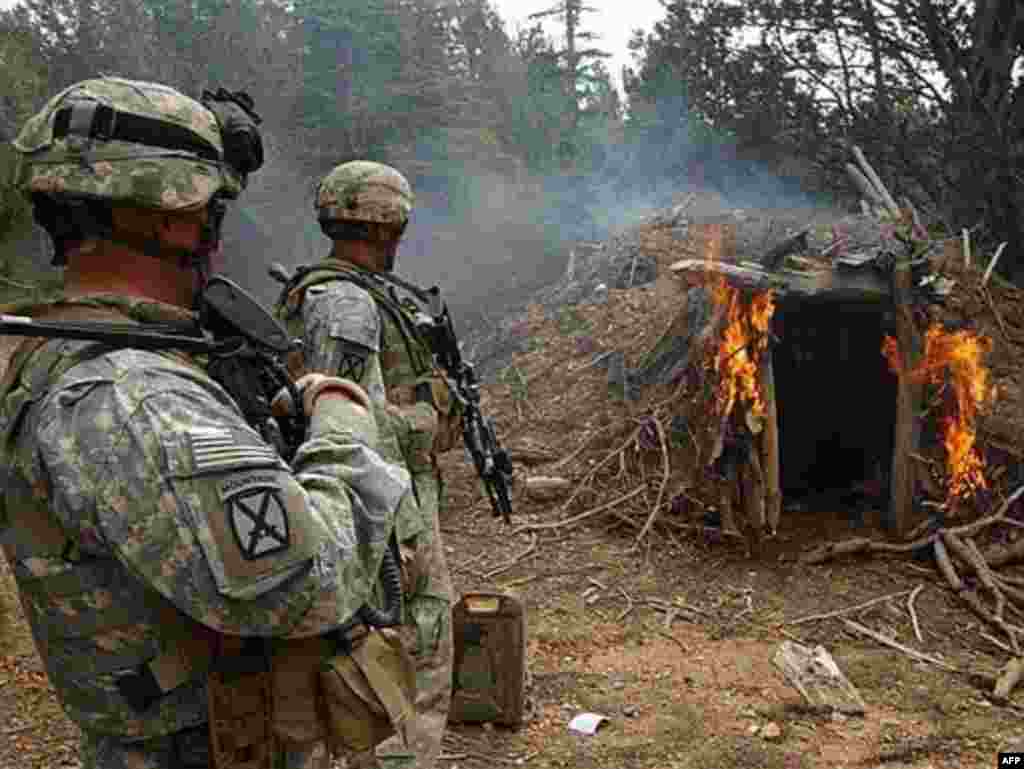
[709,278,776,421]
[881,324,994,501]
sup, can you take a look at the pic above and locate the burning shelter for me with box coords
[633,207,1015,550]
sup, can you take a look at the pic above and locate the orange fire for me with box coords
[882,325,994,501]
[710,278,776,420]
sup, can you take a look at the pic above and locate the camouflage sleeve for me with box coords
[33,348,409,639]
[300,281,386,401]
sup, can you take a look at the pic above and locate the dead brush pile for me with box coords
[484,223,731,546]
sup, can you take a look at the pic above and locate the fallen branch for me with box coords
[616,585,635,622]
[843,619,959,673]
[804,485,1024,566]
[982,632,1017,655]
[643,597,712,621]
[852,146,900,215]
[982,242,1007,287]
[567,350,615,375]
[632,416,672,548]
[452,550,489,575]
[934,538,963,591]
[549,421,615,466]
[981,285,1012,344]
[907,584,925,643]
[642,620,689,652]
[846,163,885,208]
[789,590,914,625]
[944,532,1004,619]
[482,533,538,579]
[510,486,647,535]
[497,564,603,589]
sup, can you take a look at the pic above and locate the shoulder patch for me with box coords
[220,473,291,560]
[303,280,381,353]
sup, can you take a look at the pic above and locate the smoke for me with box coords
[214,45,829,332]
[219,130,828,333]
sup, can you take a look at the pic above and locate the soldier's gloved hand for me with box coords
[272,373,371,417]
[272,374,377,446]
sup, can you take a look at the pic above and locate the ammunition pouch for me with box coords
[388,376,461,461]
[319,629,417,755]
[204,627,416,767]
[207,638,275,769]
[423,375,462,455]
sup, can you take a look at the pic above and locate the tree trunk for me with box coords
[889,262,924,537]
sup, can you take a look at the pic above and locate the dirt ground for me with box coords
[436,474,1023,769]
[3,216,1024,768]
[3,414,1022,769]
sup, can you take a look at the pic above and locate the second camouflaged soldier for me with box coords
[275,161,458,769]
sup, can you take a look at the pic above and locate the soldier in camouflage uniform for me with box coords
[1,79,414,769]
[275,161,457,769]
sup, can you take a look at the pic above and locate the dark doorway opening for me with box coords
[771,297,898,514]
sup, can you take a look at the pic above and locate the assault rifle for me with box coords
[0,276,306,461]
[417,287,514,524]
[269,262,514,523]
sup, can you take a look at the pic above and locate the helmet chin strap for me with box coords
[86,200,225,310]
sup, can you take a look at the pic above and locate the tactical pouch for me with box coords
[423,376,462,454]
[318,629,417,756]
[269,636,333,745]
[207,639,275,769]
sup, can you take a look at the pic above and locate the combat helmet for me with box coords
[12,77,263,265]
[316,161,413,229]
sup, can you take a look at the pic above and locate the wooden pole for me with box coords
[759,346,782,534]
[740,442,766,557]
[889,263,925,537]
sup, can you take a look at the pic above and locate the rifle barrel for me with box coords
[0,315,218,354]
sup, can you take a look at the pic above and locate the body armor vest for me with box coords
[277,261,459,543]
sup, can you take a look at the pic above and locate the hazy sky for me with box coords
[490,0,667,91]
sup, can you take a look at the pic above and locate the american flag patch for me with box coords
[188,428,281,474]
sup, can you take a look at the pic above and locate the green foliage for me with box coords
[0,145,30,245]
[0,18,48,287]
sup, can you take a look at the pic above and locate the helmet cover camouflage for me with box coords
[12,77,244,211]
[316,161,414,226]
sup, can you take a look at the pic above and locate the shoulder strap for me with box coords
[284,263,435,377]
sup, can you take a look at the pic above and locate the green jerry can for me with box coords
[450,592,526,727]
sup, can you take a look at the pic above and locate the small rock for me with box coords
[748,724,761,736]
[610,679,626,690]
[623,705,640,718]
[761,722,783,741]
